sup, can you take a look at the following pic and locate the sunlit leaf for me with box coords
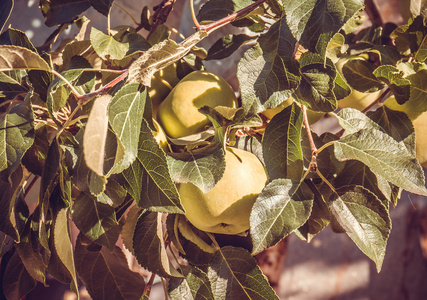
[333,128,427,196]
[329,185,391,272]
[168,266,214,300]
[336,108,382,134]
[262,103,304,181]
[373,65,410,104]
[250,179,314,255]
[237,17,300,115]
[75,234,146,300]
[90,27,129,60]
[207,246,279,299]
[0,45,50,71]
[167,142,226,194]
[0,28,37,52]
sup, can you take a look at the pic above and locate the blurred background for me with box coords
[5,0,427,299]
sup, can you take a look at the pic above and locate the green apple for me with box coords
[157,71,238,138]
[178,147,269,235]
[383,96,427,168]
[261,97,325,125]
[152,118,168,152]
[336,55,382,110]
[148,63,180,115]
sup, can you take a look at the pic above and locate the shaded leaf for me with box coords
[90,27,128,60]
[406,69,427,113]
[108,83,145,173]
[206,34,254,61]
[89,0,114,16]
[167,142,226,194]
[121,206,143,255]
[262,103,304,181]
[0,45,50,71]
[83,94,111,176]
[250,179,314,255]
[373,65,410,104]
[0,0,13,33]
[197,0,253,23]
[168,266,215,300]
[21,123,51,176]
[283,0,364,57]
[342,59,385,92]
[333,128,427,196]
[207,246,279,299]
[3,250,37,299]
[72,192,120,251]
[133,211,183,278]
[0,28,37,52]
[329,185,391,271]
[237,17,300,115]
[294,52,337,112]
[75,234,146,300]
[40,0,91,27]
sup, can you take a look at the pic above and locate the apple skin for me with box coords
[261,97,325,125]
[335,55,382,110]
[383,97,427,168]
[178,147,269,235]
[148,63,180,115]
[157,71,238,138]
[152,118,168,152]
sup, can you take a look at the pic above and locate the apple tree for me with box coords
[0,0,427,299]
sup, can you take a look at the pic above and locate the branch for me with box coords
[301,105,318,172]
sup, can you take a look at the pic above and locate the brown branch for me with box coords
[147,0,177,39]
[302,105,318,172]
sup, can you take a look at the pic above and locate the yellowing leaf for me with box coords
[0,45,50,71]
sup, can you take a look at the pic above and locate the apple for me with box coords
[335,55,382,110]
[383,96,427,168]
[157,71,238,138]
[178,147,269,235]
[148,63,180,115]
[261,96,325,125]
[152,118,168,152]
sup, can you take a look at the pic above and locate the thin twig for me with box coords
[143,273,156,297]
[147,0,177,39]
[301,105,318,171]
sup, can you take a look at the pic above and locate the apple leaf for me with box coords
[133,211,183,278]
[342,59,385,92]
[83,94,111,176]
[283,0,364,57]
[90,27,129,60]
[75,234,146,300]
[62,40,92,68]
[108,83,145,173]
[167,142,226,194]
[250,179,314,255]
[168,266,215,300]
[207,246,279,299]
[336,108,382,134]
[296,182,330,242]
[128,31,208,86]
[406,69,427,113]
[0,95,34,176]
[89,0,114,16]
[206,34,254,61]
[71,192,120,251]
[262,102,304,181]
[294,52,337,112]
[329,185,391,272]
[197,0,254,22]
[1,28,37,52]
[0,0,13,33]
[2,250,37,299]
[333,128,427,196]
[40,0,91,27]
[0,232,14,258]
[0,45,50,71]
[121,206,143,255]
[237,17,300,115]
[333,69,352,100]
[373,65,410,104]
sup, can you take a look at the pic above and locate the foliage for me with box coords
[0,0,426,299]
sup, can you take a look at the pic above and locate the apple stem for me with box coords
[192,0,268,33]
[361,87,390,113]
[301,105,318,171]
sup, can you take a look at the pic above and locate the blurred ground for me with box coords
[6,0,427,299]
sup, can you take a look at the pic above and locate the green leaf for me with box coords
[168,266,215,300]
[0,95,34,176]
[0,0,13,33]
[75,234,146,300]
[128,31,208,86]
[341,59,385,92]
[62,40,92,69]
[89,0,114,16]
[90,27,128,60]
[237,17,300,115]
[121,206,143,255]
[406,69,427,113]
[250,179,314,255]
[108,83,145,173]
[333,128,427,196]
[0,231,14,258]
[49,208,78,294]
[71,192,120,251]
[197,0,253,23]
[373,65,410,104]
[167,143,226,194]
[2,250,37,299]
[0,45,50,71]
[329,185,391,272]
[133,211,183,278]
[262,103,304,181]
[207,246,279,299]
[283,0,363,57]
[206,34,254,61]
[40,0,91,27]
[21,123,50,176]
[84,94,111,176]
[336,108,382,134]
[0,28,37,52]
